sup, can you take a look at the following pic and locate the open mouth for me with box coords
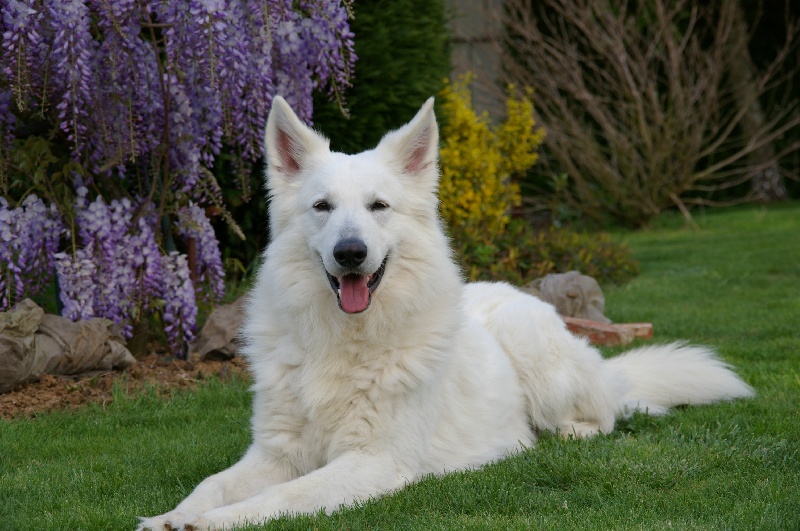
[326,256,388,314]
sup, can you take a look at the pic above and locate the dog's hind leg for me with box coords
[463,282,625,438]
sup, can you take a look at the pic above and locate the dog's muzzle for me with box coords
[325,254,388,314]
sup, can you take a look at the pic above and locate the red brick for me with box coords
[563,317,653,346]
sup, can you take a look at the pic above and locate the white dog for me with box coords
[139,97,754,530]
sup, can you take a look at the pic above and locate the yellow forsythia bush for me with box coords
[437,76,639,285]
[438,75,544,248]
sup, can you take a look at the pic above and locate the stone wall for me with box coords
[446,0,505,119]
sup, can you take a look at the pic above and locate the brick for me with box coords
[616,322,654,339]
[562,316,653,346]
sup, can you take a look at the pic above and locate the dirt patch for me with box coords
[0,352,250,420]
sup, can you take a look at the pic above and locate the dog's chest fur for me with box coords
[250,324,447,476]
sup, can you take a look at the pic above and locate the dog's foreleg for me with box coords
[137,445,293,531]
[185,450,402,530]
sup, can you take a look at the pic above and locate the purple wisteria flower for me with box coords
[54,187,203,354]
[271,0,356,122]
[1,0,354,186]
[59,188,164,338]
[0,195,66,311]
[0,0,356,353]
[161,251,197,356]
[54,244,98,321]
[0,0,42,112]
[47,0,94,160]
[176,202,225,301]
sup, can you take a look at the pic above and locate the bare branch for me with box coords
[498,0,800,226]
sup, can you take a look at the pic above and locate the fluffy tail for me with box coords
[606,342,755,417]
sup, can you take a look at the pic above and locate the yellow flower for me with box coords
[438,75,544,261]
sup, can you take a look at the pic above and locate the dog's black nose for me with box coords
[333,238,368,269]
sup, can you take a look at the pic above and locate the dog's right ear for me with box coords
[374,98,439,187]
[264,96,329,182]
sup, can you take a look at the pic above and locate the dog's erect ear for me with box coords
[264,96,329,181]
[376,98,439,179]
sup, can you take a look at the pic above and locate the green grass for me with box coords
[2,204,799,530]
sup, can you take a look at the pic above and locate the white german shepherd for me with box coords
[139,97,754,530]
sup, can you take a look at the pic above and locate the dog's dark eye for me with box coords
[369,200,389,212]
[313,200,332,212]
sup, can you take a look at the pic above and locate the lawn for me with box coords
[1,204,798,530]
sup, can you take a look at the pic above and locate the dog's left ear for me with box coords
[376,98,439,180]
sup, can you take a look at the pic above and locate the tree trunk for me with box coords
[728,1,788,202]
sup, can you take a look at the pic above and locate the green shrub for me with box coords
[461,219,640,286]
[312,0,451,154]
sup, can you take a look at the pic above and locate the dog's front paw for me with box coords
[137,511,197,531]
[182,515,215,531]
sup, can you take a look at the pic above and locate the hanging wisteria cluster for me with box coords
[0,195,65,310]
[0,0,355,181]
[0,0,356,354]
[176,202,225,301]
[51,188,208,351]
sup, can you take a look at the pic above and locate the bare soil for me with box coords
[0,352,250,420]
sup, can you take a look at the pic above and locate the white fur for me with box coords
[138,97,754,530]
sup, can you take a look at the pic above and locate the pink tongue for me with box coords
[339,274,370,313]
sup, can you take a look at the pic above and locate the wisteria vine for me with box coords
[0,0,356,355]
